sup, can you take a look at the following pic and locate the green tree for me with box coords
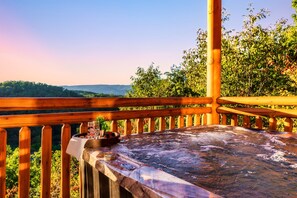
[182,29,208,96]
[165,65,197,97]
[127,64,169,97]
[182,6,297,97]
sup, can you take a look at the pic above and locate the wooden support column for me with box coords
[207,0,222,124]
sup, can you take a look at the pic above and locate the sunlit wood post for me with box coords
[0,128,7,198]
[207,0,222,124]
[61,124,71,198]
[18,127,31,198]
[41,126,52,198]
[284,117,293,132]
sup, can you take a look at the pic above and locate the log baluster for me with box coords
[221,114,227,125]
[269,117,277,131]
[186,115,193,127]
[194,114,201,126]
[169,116,175,130]
[61,124,71,198]
[178,116,184,128]
[149,118,155,133]
[124,119,132,135]
[136,118,144,134]
[0,128,7,198]
[231,114,238,126]
[159,117,166,131]
[18,127,31,198]
[284,117,293,132]
[41,126,52,198]
[255,116,263,129]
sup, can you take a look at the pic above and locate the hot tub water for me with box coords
[114,125,297,197]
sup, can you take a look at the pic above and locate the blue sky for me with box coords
[0,0,295,85]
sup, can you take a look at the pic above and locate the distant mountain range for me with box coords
[62,84,131,96]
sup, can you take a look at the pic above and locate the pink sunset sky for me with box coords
[0,0,295,86]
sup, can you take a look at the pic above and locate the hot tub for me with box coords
[81,125,297,198]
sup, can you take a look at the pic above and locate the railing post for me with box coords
[255,116,263,129]
[136,118,144,134]
[186,115,193,127]
[221,114,227,125]
[159,117,166,131]
[61,124,71,198]
[178,116,184,128]
[194,115,201,126]
[202,114,207,125]
[207,0,222,124]
[148,118,155,133]
[111,120,118,132]
[269,117,277,131]
[124,119,132,135]
[231,114,238,126]
[80,122,88,133]
[41,126,52,198]
[169,116,175,130]
[243,116,251,128]
[18,127,31,198]
[0,128,7,198]
[284,118,293,132]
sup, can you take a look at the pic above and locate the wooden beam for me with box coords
[218,96,297,106]
[0,107,211,128]
[0,97,212,111]
[207,0,222,124]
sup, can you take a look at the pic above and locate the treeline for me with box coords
[0,81,82,97]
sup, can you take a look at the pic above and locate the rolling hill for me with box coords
[62,84,131,96]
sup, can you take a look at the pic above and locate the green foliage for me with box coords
[0,81,82,97]
[182,6,297,97]
[96,116,109,131]
[293,0,297,23]
[127,64,197,97]
[6,147,79,197]
[127,64,169,97]
[181,28,208,96]
[6,146,18,190]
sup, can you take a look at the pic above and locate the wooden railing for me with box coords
[2,96,296,197]
[0,97,212,198]
[217,96,297,132]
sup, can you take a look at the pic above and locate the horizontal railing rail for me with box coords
[217,96,297,132]
[217,96,297,106]
[0,97,212,198]
[0,97,212,111]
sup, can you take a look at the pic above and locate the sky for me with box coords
[0,0,295,86]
